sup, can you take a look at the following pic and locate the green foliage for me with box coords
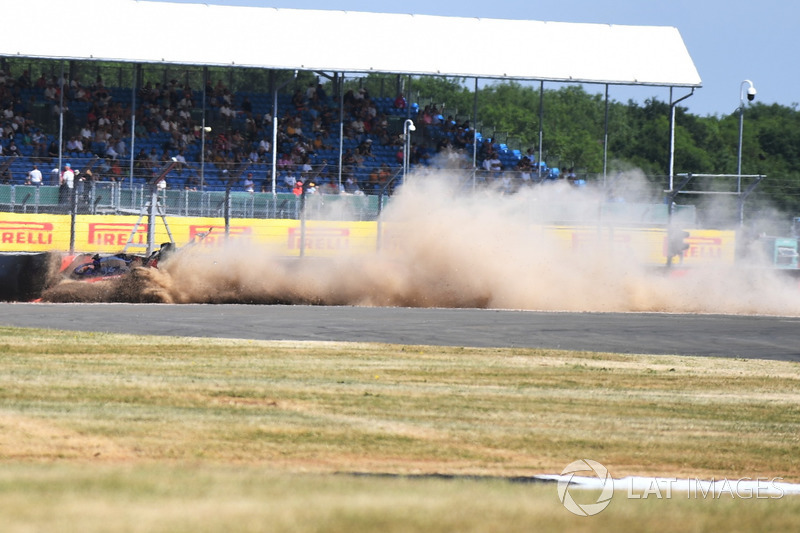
[396,76,800,211]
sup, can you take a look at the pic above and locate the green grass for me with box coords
[1,326,799,531]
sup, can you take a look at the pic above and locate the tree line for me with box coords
[400,76,800,216]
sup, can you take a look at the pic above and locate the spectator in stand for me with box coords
[343,148,358,167]
[343,174,362,195]
[66,136,84,154]
[93,80,111,107]
[311,132,330,152]
[134,148,150,173]
[298,154,313,176]
[411,143,430,166]
[114,137,127,159]
[356,138,373,158]
[482,152,502,173]
[240,94,252,115]
[173,147,187,173]
[15,70,31,90]
[394,93,406,110]
[147,147,160,168]
[257,137,271,159]
[292,179,304,196]
[219,98,235,124]
[79,122,93,147]
[31,130,48,159]
[291,89,305,111]
[177,89,194,112]
[277,153,292,171]
[43,82,58,102]
[6,139,21,158]
[516,156,533,185]
[35,73,47,90]
[184,174,200,191]
[72,81,91,103]
[349,115,365,137]
[105,139,119,160]
[247,145,260,164]
[282,169,297,190]
[242,172,255,193]
[2,102,14,122]
[47,140,59,161]
[286,115,304,139]
[27,163,42,186]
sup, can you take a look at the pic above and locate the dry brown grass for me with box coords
[1,327,799,531]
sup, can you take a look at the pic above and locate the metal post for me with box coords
[472,77,478,190]
[668,88,694,193]
[128,64,137,189]
[537,81,544,180]
[737,104,744,193]
[603,84,609,188]
[338,73,344,191]
[69,179,78,254]
[737,80,756,194]
[270,70,297,196]
[403,119,415,179]
[57,62,64,182]
[201,66,208,191]
[224,184,231,238]
[147,184,158,256]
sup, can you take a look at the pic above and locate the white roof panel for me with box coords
[2,0,701,87]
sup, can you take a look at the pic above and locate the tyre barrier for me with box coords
[0,252,60,302]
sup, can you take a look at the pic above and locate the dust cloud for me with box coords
[40,169,800,316]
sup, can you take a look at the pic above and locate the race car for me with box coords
[60,242,175,282]
[61,229,208,282]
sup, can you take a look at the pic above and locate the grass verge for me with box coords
[1,326,798,531]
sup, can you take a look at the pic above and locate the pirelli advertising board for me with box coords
[0,212,736,266]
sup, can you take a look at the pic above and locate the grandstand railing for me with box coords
[0,182,382,221]
[0,179,696,228]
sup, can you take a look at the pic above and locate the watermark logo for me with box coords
[557,459,614,516]
[557,459,788,516]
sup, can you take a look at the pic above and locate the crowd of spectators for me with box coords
[1,64,574,194]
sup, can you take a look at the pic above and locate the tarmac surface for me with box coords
[1,303,799,361]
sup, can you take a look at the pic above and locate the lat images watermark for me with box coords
[557,459,614,517]
[557,460,787,517]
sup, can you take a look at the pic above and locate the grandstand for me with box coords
[1,0,701,207]
[0,68,552,197]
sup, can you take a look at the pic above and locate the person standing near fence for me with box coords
[59,162,75,206]
[27,163,42,186]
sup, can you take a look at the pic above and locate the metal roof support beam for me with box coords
[668,87,695,192]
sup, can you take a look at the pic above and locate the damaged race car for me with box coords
[60,228,210,282]
[63,242,176,282]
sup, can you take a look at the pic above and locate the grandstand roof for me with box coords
[4,0,701,88]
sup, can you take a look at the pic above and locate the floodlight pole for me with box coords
[737,79,756,194]
[403,119,415,179]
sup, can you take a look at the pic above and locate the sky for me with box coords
[155,0,798,118]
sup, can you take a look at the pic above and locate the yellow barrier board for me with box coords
[0,213,379,256]
[0,212,736,266]
[548,226,737,266]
